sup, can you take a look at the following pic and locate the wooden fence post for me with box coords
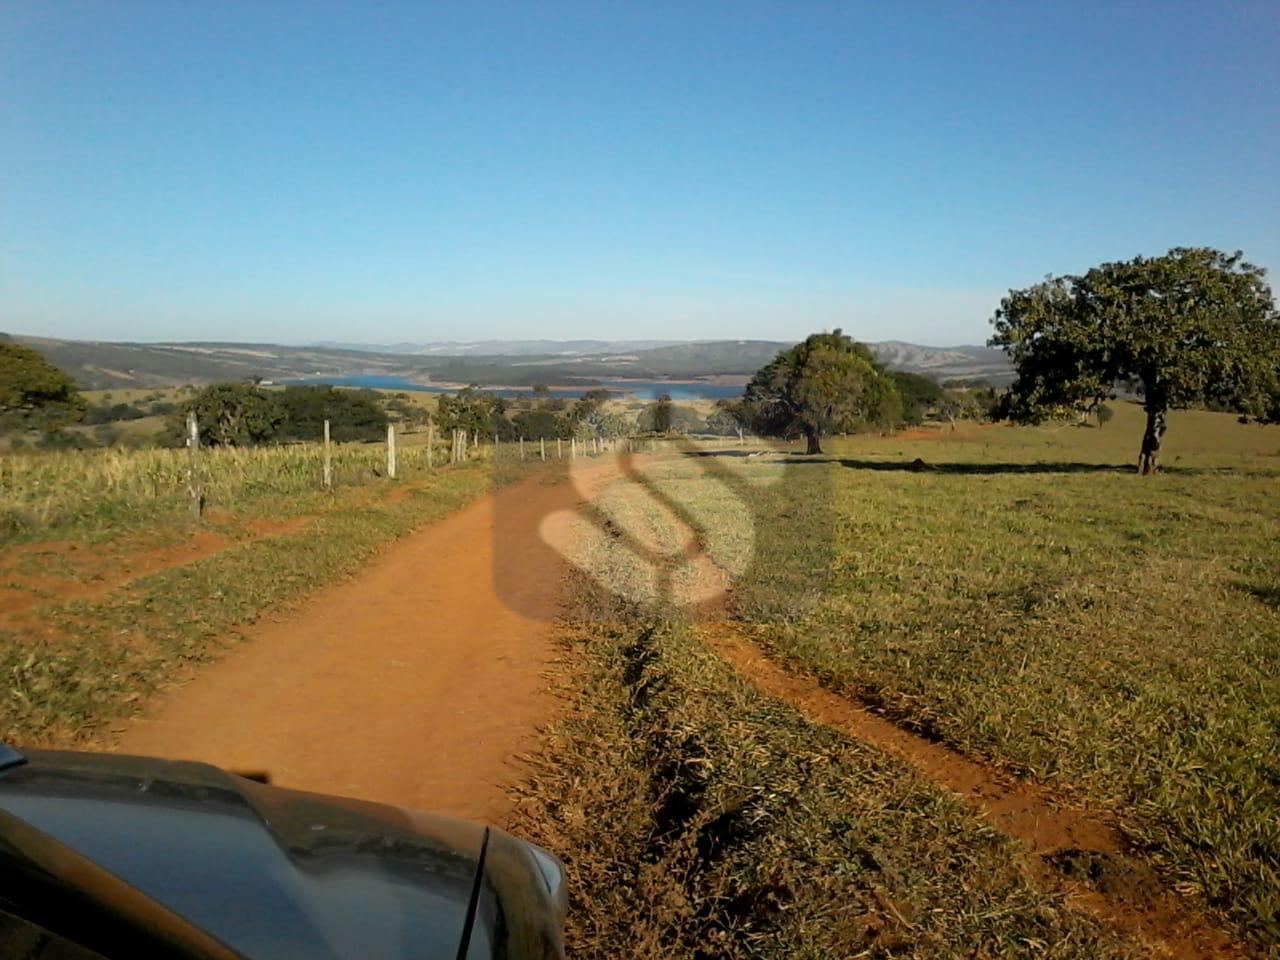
[557,437,562,459]
[519,436,525,460]
[186,410,202,521]
[323,419,332,489]
[427,422,434,468]
[540,437,546,461]
[387,424,398,479]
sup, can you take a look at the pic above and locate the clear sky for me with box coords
[2,2,1277,346]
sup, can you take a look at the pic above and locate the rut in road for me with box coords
[118,460,624,826]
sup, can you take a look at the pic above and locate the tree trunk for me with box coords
[1138,405,1166,475]
[804,427,823,455]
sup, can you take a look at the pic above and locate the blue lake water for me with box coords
[280,375,745,401]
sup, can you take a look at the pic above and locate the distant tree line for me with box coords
[433,387,632,442]
[175,383,391,447]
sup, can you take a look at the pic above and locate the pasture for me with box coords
[519,402,1280,956]
[2,398,1276,955]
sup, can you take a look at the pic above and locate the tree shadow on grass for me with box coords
[1232,583,1280,610]
[829,458,1277,477]
[682,450,1132,474]
[684,451,1272,477]
[834,458,1134,475]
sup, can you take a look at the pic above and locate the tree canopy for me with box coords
[888,371,946,425]
[186,383,283,446]
[511,408,563,440]
[276,386,387,442]
[0,341,86,432]
[637,395,703,435]
[435,387,508,438]
[743,330,901,454]
[706,399,749,439]
[990,247,1280,473]
[646,394,675,434]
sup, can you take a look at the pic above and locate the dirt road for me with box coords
[119,462,611,825]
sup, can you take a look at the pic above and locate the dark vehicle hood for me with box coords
[0,749,502,959]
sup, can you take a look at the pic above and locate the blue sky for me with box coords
[3,2,1277,346]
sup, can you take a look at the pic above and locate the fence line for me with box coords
[2,420,734,537]
[186,410,202,520]
[323,419,332,490]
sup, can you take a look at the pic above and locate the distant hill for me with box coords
[313,339,687,357]
[871,341,1013,384]
[8,334,1013,390]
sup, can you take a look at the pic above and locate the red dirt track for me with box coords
[117,465,612,824]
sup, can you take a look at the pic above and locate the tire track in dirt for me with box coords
[117,460,628,825]
[695,621,1253,960]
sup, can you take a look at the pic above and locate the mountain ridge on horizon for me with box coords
[7,332,1013,391]
[308,337,1000,357]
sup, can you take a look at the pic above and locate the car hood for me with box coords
[0,748,489,959]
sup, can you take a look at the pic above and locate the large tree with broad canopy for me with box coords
[743,330,901,454]
[989,248,1279,474]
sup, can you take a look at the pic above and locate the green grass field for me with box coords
[734,404,1280,946]
[521,401,1280,955]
